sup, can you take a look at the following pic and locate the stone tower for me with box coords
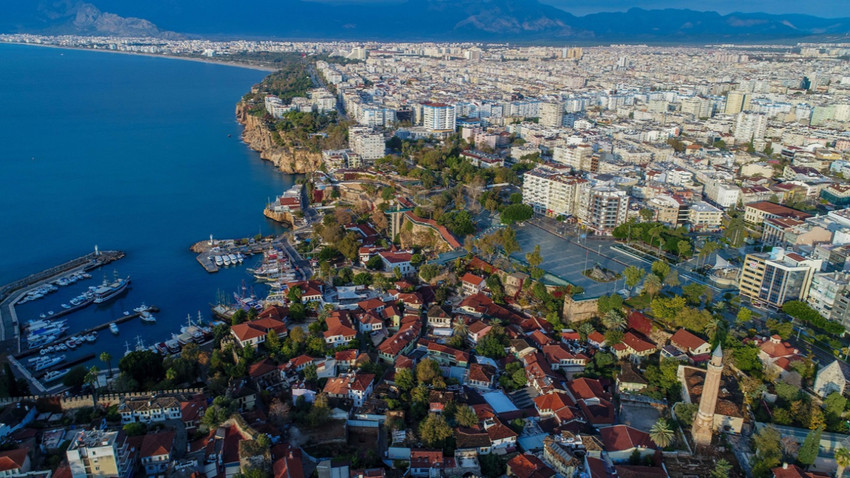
[692,344,723,447]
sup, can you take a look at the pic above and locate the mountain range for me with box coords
[3,0,850,43]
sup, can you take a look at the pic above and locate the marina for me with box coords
[191,234,283,273]
[0,248,124,354]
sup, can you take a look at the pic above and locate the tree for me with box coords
[123,422,146,436]
[798,427,823,467]
[643,274,662,300]
[525,245,544,280]
[416,359,442,385]
[602,309,626,330]
[501,227,519,257]
[737,307,753,325]
[63,365,88,388]
[677,240,691,259]
[99,352,113,379]
[500,204,533,225]
[651,260,670,280]
[419,413,453,448]
[698,241,720,266]
[836,446,850,478]
[751,426,782,475]
[597,294,624,315]
[623,266,646,292]
[455,405,479,428]
[395,368,414,392]
[604,329,624,345]
[824,392,846,422]
[663,269,680,288]
[639,208,654,222]
[477,333,506,359]
[674,403,698,426]
[649,419,674,448]
[710,459,732,478]
[578,322,595,341]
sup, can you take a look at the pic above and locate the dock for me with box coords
[14,306,160,360]
[190,235,278,273]
[0,249,124,355]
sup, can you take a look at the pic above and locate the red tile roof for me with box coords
[670,329,708,353]
[599,425,655,451]
[140,430,175,459]
[0,448,28,472]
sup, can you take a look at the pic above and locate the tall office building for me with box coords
[738,249,821,309]
[67,430,132,478]
[724,90,750,115]
[421,103,456,132]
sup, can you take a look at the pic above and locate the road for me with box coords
[307,64,347,120]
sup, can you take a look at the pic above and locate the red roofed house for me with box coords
[485,419,519,451]
[599,425,656,462]
[273,444,304,478]
[0,448,30,476]
[349,373,375,407]
[771,463,830,478]
[587,331,606,347]
[231,317,288,350]
[324,311,357,346]
[461,273,486,296]
[669,329,711,356]
[754,335,803,376]
[409,449,449,477]
[335,349,358,370]
[506,453,555,478]
[542,344,588,376]
[612,332,657,362]
[533,392,577,425]
[140,430,175,477]
[379,250,415,276]
[466,320,492,345]
[466,363,496,389]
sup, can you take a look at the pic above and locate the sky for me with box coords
[538,0,842,17]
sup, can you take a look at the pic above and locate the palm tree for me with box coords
[836,446,850,477]
[649,419,674,449]
[709,459,733,478]
[602,310,626,330]
[85,366,100,404]
[643,274,662,300]
[99,352,113,378]
[452,319,468,338]
[704,318,723,341]
[649,226,664,255]
[578,322,595,341]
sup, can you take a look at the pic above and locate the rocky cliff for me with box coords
[235,103,323,174]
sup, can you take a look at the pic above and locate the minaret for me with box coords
[692,344,723,447]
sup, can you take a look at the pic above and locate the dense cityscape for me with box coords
[3,30,850,478]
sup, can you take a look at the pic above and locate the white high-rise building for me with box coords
[421,103,456,132]
[349,127,385,161]
[734,112,768,143]
[522,165,587,218]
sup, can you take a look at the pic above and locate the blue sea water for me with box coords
[0,44,294,371]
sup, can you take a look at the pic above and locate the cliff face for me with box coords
[235,103,323,174]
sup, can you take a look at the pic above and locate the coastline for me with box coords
[2,41,278,72]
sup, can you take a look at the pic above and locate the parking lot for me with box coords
[511,224,651,298]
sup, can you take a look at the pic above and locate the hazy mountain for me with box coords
[3,0,850,42]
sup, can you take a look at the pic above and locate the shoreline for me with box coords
[2,41,278,72]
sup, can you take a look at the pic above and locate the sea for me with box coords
[0,43,296,376]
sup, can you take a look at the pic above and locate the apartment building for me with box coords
[349,126,385,161]
[420,103,456,132]
[67,430,132,478]
[552,144,594,171]
[580,186,629,234]
[522,165,586,218]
